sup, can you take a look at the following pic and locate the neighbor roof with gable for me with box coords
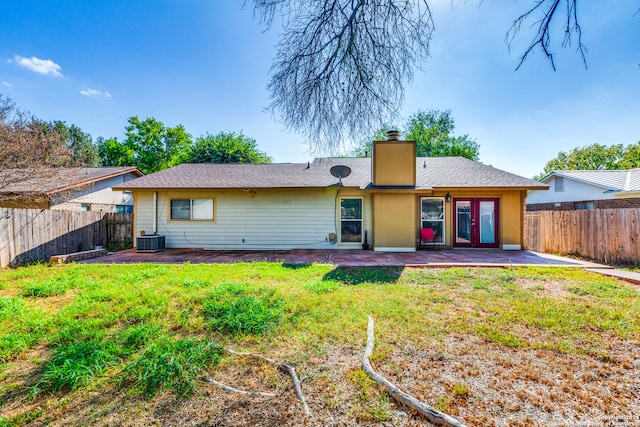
[0,167,144,194]
[542,169,640,193]
[114,157,546,191]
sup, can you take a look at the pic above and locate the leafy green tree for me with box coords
[349,109,479,160]
[406,110,479,160]
[52,121,100,167]
[187,132,271,164]
[124,117,192,174]
[534,142,640,180]
[98,116,192,174]
[97,136,135,168]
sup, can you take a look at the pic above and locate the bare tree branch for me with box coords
[224,348,310,416]
[362,316,467,426]
[0,94,73,201]
[506,0,587,70]
[251,0,434,153]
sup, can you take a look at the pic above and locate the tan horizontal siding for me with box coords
[138,189,367,250]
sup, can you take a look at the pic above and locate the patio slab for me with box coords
[80,248,606,268]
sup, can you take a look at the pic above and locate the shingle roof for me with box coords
[114,157,546,191]
[0,167,143,194]
[547,169,640,192]
[415,157,545,188]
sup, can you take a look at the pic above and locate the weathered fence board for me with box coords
[0,209,133,267]
[524,208,640,265]
[105,212,134,251]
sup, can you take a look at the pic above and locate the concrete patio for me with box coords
[82,248,606,268]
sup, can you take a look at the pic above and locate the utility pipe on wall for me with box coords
[153,191,157,234]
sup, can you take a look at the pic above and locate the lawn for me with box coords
[0,263,638,427]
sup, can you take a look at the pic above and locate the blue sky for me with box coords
[1,1,638,178]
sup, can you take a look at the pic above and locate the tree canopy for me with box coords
[51,121,100,167]
[187,132,271,164]
[534,142,640,180]
[98,116,193,174]
[350,109,480,160]
[98,117,272,173]
[251,0,600,152]
[0,94,77,201]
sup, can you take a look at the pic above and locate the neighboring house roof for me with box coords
[113,157,545,191]
[0,167,144,195]
[541,169,640,193]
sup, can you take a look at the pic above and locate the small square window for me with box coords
[80,203,91,211]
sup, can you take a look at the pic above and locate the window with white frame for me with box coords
[340,198,363,243]
[555,177,564,192]
[421,197,445,244]
[170,198,214,221]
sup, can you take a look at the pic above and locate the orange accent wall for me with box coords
[372,141,416,186]
[372,193,417,248]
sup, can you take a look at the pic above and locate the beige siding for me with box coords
[135,191,155,238]
[135,188,369,250]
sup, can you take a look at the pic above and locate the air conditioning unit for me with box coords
[136,235,166,252]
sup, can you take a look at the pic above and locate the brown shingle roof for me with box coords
[113,157,546,191]
[0,167,143,194]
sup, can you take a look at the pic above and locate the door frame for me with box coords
[453,198,499,248]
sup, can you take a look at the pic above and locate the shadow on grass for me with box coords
[281,262,313,270]
[323,266,404,285]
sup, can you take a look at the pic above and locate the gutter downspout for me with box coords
[153,191,157,234]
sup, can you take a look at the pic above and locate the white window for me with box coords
[170,198,214,221]
[421,197,445,244]
[340,198,363,243]
[555,177,564,192]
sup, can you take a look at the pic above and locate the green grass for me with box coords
[0,262,638,409]
[120,336,222,396]
[203,282,284,334]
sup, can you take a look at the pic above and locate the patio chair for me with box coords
[420,227,439,250]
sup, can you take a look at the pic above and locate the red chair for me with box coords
[420,227,438,250]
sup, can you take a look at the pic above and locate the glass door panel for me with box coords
[455,201,471,244]
[479,201,496,244]
[453,198,499,248]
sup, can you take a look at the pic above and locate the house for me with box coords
[526,169,640,211]
[114,133,546,252]
[0,167,144,212]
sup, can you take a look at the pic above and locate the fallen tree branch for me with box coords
[362,316,467,427]
[225,348,311,416]
[204,375,277,397]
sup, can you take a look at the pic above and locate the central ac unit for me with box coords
[136,235,166,252]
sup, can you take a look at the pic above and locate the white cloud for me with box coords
[12,54,63,77]
[80,88,112,98]
[1,81,13,87]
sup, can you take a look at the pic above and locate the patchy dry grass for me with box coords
[0,263,638,426]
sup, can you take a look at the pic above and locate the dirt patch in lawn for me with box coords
[4,334,637,427]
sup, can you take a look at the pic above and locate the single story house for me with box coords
[527,169,640,211]
[0,167,143,212]
[114,133,547,252]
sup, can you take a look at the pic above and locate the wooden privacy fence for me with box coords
[0,209,134,267]
[105,212,134,251]
[524,208,640,265]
